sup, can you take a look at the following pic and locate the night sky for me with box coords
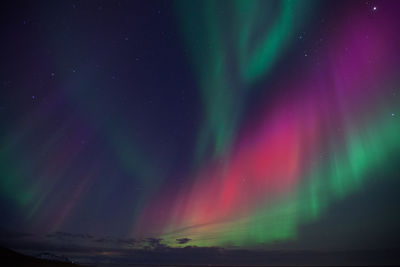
[1,0,400,266]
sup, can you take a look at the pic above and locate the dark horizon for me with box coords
[2,238,400,266]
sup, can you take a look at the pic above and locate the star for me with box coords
[373,6,377,11]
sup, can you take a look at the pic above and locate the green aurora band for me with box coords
[177,0,311,162]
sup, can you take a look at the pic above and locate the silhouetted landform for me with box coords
[36,252,73,263]
[0,246,89,267]
[2,244,400,266]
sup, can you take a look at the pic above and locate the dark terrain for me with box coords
[0,246,87,267]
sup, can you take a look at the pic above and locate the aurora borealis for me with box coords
[1,0,400,265]
[136,0,400,247]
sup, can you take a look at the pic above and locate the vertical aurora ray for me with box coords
[134,5,400,247]
[1,3,173,234]
[62,74,167,226]
[0,92,79,213]
[177,0,311,163]
[0,100,98,232]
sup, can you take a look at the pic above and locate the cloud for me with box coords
[0,229,34,239]
[117,238,137,246]
[93,238,114,244]
[46,232,93,240]
[143,238,167,250]
[176,238,191,244]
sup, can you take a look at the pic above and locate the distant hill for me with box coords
[0,246,89,267]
